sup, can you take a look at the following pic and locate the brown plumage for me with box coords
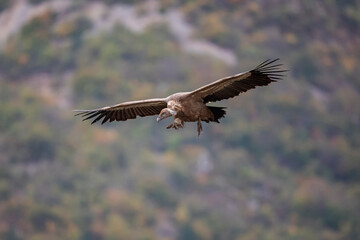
[74,59,286,135]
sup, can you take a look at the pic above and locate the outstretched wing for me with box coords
[74,98,167,124]
[190,59,286,103]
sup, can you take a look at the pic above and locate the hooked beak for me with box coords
[156,117,161,122]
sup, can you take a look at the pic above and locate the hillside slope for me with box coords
[0,0,359,239]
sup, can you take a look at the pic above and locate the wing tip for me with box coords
[255,58,280,69]
[253,58,287,81]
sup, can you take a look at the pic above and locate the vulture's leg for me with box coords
[174,118,184,128]
[197,119,203,136]
[166,118,184,130]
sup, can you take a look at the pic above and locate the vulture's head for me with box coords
[157,108,174,122]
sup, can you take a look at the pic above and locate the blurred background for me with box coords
[0,0,359,239]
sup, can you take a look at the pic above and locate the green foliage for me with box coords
[0,14,91,79]
[73,70,111,102]
[178,223,202,240]
[293,54,319,85]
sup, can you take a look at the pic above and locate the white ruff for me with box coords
[168,109,177,115]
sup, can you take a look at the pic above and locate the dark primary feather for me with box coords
[190,58,287,103]
[74,99,167,125]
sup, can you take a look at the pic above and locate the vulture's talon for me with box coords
[166,122,182,130]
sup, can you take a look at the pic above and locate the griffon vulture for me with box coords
[74,59,286,135]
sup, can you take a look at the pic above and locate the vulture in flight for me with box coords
[74,59,286,135]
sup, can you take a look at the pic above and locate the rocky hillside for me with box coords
[0,0,359,239]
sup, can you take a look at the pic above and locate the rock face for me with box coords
[0,0,237,66]
[0,0,71,46]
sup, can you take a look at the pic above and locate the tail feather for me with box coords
[208,106,226,123]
